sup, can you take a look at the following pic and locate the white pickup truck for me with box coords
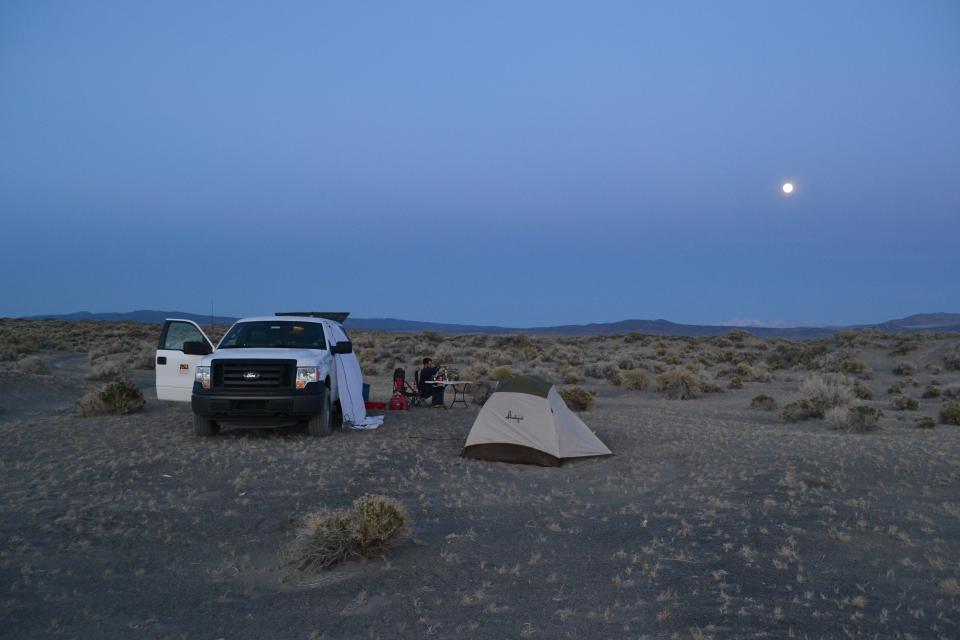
[155,312,354,437]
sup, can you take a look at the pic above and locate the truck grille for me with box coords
[213,360,295,389]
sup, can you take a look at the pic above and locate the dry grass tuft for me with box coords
[281,495,410,573]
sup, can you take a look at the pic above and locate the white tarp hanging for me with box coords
[329,324,383,430]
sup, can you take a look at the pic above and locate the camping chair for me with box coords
[393,368,423,407]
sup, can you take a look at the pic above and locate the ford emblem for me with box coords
[242,371,260,380]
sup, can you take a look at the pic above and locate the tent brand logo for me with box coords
[504,410,524,423]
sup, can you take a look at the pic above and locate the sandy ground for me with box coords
[1,337,960,639]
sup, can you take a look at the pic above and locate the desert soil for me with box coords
[1,325,959,639]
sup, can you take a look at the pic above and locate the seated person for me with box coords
[418,357,445,406]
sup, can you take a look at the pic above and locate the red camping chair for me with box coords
[393,368,422,407]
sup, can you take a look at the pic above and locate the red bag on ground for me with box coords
[389,394,408,411]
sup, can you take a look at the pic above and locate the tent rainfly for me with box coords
[462,375,612,467]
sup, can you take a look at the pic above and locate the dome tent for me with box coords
[462,375,612,467]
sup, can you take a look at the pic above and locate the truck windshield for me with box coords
[218,322,327,350]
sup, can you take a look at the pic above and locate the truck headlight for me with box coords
[195,366,211,390]
[296,366,319,389]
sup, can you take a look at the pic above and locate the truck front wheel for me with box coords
[193,413,220,437]
[307,388,333,437]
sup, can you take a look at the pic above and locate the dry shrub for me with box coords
[944,348,960,371]
[941,400,960,426]
[585,362,621,385]
[489,366,512,381]
[780,374,854,423]
[281,495,409,573]
[914,416,936,429]
[15,355,49,375]
[802,374,855,406]
[943,384,960,399]
[655,370,699,400]
[890,395,919,411]
[922,385,941,399]
[727,376,743,389]
[838,358,871,379]
[826,405,881,433]
[750,394,776,411]
[892,361,916,376]
[86,360,125,382]
[560,386,594,411]
[77,380,145,417]
[853,381,873,400]
[621,370,648,391]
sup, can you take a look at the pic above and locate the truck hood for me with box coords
[207,348,326,363]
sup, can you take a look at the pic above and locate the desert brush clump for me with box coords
[86,360,126,382]
[655,370,700,400]
[825,405,882,433]
[76,380,145,417]
[940,400,960,426]
[281,495,410,573]
[914,416,936,429]
[892,361,916,376]
[489,366,512,381]
[944,347,960,371]
[837,358,872,379]
[853,381,873,400]
[750,394,776,410]
[890,335,922,356]
[922,384,941,399]
[585,362,622,386]
[15,355,50,375]
[560,386,595,411]
[779,374,854,423]
[620,370,648,391]
[890,395,919,411]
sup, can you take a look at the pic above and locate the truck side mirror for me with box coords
[183,341,212,356]
[331,341,353,354]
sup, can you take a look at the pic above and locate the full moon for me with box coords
[782,182,795,194]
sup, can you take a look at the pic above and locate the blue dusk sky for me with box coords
[1,1,957,327]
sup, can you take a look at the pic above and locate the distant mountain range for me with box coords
[16,309,960,338]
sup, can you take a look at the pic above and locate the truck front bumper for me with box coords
[191,384,323,425]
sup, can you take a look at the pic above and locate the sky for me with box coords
[1,1,958,327]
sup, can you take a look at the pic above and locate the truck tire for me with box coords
[193,413,219,437]
[307,388,333,437]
